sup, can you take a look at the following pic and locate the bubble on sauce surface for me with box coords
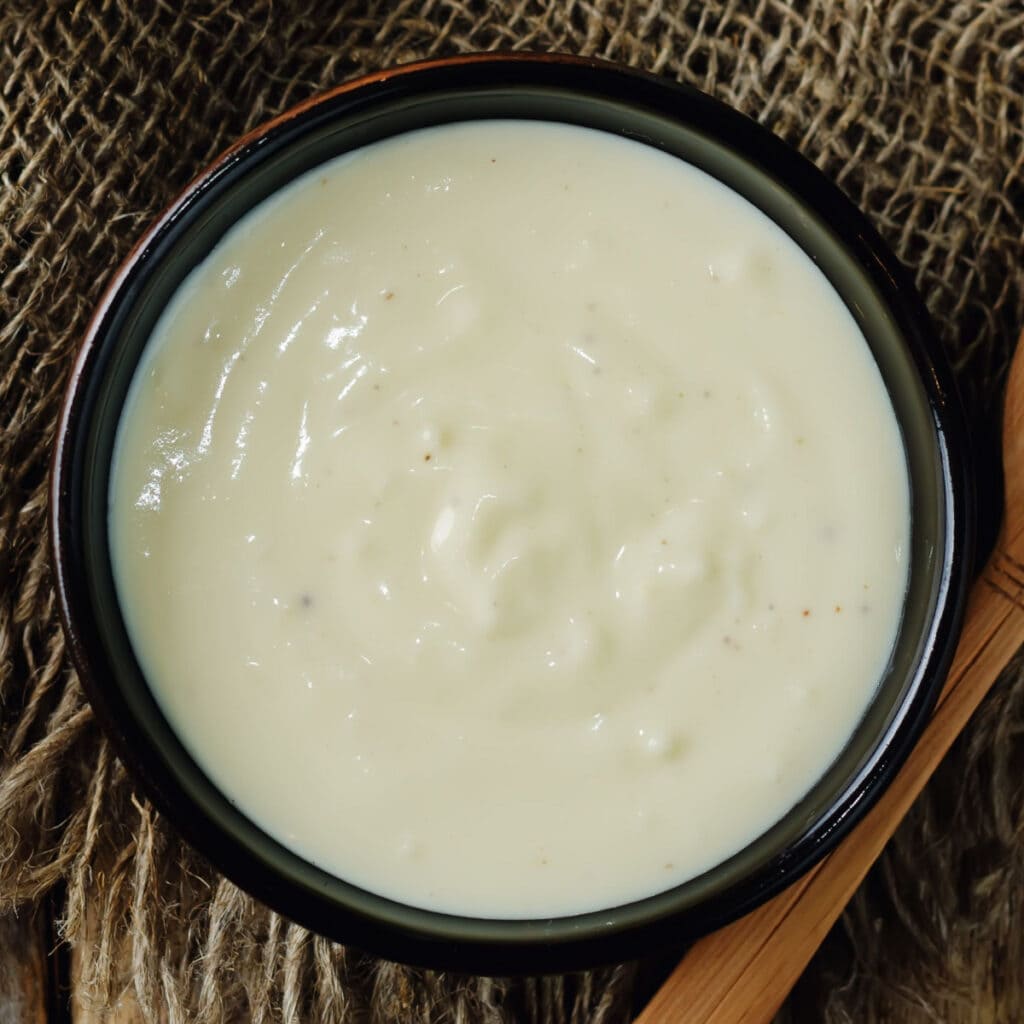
[637,728,689,762]
[707,245,778,288]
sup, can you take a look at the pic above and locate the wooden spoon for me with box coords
[636,330,1024,1024]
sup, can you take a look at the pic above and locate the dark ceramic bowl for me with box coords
[51,53,974,974]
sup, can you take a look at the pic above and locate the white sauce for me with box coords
[110,121,910,918]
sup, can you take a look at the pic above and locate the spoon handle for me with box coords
[635,333,1024,1024]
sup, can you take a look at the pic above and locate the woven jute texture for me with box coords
[2,2,1023,1021]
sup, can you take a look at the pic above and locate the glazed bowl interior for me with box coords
[53,55,972,974]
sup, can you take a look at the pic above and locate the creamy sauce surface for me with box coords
[111,121,910,917]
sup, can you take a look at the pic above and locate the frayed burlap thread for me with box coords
[1,2,1023,1021]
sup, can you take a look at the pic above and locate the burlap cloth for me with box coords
[2,2,1023,1021]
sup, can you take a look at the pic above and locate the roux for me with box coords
[110,120,910,917]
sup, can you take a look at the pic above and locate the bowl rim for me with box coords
[50,51,975,974]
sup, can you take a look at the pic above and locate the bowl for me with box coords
[51,53,974,974]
